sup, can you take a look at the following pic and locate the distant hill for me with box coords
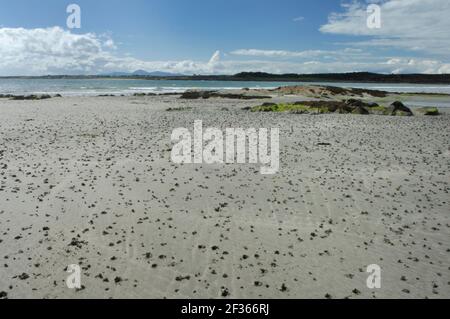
[105,72,132,77]
[3,72,450,84]
[183,72,450,84]
[132,70,184,77]
[103,70,185,77]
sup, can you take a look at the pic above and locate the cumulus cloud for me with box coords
[231,48,369,59]
[0,26,224,75]
[320,0,450,55]
[231,49,325,58]
[0,22,449,75]
[0,27,117,75]
[180,58,450,75]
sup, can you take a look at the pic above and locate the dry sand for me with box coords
[0,93,449,299]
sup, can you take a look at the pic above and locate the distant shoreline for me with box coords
[1,72,450,84]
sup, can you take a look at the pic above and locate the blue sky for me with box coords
[0,0,449,75]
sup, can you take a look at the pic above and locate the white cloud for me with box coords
[0,27,222,75]
[184,58,450,75]
[320,0,450,55]
[208,50,221,64]
[293,16,304,22]
[0,25,449,76]
[230,48,369,60]
[0,27,114,75]
[231,49,325,58]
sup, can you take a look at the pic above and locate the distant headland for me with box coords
[1,72,450,84]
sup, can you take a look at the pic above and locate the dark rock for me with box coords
[10,94,52,100]
[180,91,209,99]
[352,105,370,115]
[388,101,413,116]
[10,95,27,100]
[420,107,440,116]
[320,86,387,97]
[175,275,191,281]
[221,288,230,297]
[352,288,361,295]
[261,102,277,107]
[180,90,271,100]
[69,238,87,249]
[345,99,365,107]
[18,273,29,280]
[344,99,372,114]
[159,92,180,96]
[301,101,353,113]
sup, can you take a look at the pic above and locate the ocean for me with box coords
[1,78,450,96]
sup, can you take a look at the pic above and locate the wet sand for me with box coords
[0,94,449,299]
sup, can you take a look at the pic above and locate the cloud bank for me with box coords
[0,27,224,76]
[0,0,449,76]
[320,0,450,55]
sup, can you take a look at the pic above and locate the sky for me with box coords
[0,0,449,75]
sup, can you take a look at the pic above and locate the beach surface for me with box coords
[0,91,449,299]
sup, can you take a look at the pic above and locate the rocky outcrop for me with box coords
[296,100,369,114]
[251,99,415,117]
[132,92,181,97]
[9,94,52,100]
[179,91,208,99]
[180,90,271,100]
[272,85,388,98]
[345,99,378,108]
[417,107,440,116]
[388,101,413,116]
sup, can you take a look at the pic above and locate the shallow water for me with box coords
[1,78,450,96]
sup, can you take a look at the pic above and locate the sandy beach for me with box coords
[0,90,449,299]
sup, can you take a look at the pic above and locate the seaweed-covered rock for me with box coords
[417,107,440,116]
[301,101,355,114]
